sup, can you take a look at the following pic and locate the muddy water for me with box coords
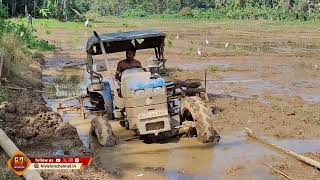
[42,56,320,179]
[169,60,320,103]
[93,130,320,179]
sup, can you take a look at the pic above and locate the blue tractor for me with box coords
[85,30,220,146]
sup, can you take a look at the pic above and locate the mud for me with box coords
[265,152,320,180]
[209,96,320,138]
[31,19,320,179]
[0,50,110,179]
[93,132,320,179]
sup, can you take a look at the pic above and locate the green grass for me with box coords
[208,65,219,72]
[7,16,319,32]
[7,18,83,29]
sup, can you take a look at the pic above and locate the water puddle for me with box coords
[43,63,93,147]
[171,61,230,70]
[93,131,320,179]
[205,71,320,103]
[212,42,320,54]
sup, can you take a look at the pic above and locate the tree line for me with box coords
[0,0,319,21]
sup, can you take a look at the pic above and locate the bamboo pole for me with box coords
[0,129,43,180]
[0,57,3,82]
[264,163,294,180]
[245,128,320,169]
[3,86,45,93]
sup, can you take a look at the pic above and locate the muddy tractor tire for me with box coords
[180,96,220,143]
[91,117,117,147]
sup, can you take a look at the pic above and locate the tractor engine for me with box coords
[120,68,171,135]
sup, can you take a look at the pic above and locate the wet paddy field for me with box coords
[39,18,320,179]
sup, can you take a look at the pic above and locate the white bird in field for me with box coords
[84,19,89,27]
[176,35,179,39]
[315,64,319,70]
[197,48,202,56]
[205,38,209,44]
[225,42,229,49]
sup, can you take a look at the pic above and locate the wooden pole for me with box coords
[0,57,3,82]
[4,86,46,93]
[80,97,85,119]
[245,128,320,169]
[204,69,207,92]
[0,129,43,180]
[264,163,294,180]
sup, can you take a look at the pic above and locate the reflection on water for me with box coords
[94,129,320,180]
[212,42,320,54]
[206,72,320,103]
[44,66,89,99]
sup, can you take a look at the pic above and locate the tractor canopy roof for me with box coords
[86,29,166,55]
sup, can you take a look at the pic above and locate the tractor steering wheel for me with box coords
[124,66,143,70]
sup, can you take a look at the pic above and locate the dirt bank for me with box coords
[0,52,109,179]
[209,95,320,138]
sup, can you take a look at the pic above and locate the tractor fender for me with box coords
[100,81,114,119]
[88,81,114,119]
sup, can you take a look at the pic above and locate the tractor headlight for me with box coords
[153,87,163,94]
[135,90,145,96]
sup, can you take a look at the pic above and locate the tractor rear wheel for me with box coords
[180,96,220,143]
[91,116,117,146]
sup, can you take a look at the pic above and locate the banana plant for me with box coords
[39,8,50,17]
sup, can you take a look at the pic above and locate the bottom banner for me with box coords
[29,163,82,170]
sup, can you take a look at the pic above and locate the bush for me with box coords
[0,5,8,18]
[121,8,147,18]
[0,19,55,51]
[180,7,193,17]
[208,65,219,72]
[0,34,30,78]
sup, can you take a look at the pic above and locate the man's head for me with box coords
[126,47,136,60]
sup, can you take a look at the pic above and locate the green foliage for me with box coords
[167,39,173,48]
[0,19,54,51]
[0,87,10,103]
[9,18,83,30]
[0,5,8,18]
[121,8,147,18]
[2,0,320,22]
[39,8,51,18]
[208,65,219,72]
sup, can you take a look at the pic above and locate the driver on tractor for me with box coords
[115,47,142,81]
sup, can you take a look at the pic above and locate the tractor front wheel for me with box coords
[91,116,117,146]
[180,96,220,143]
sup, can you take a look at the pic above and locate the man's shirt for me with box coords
[115,59,141,81]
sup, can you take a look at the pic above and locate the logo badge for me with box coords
[7,150,31,176]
